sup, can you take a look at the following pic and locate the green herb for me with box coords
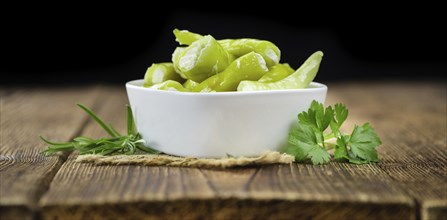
[286,101,381,165]
[41,104,160,156]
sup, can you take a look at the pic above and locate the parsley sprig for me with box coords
[41,104,160,156]
[286,101,381,165]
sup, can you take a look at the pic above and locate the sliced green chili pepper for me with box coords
[149,29,323,93]
[143,63,184,87]
[218,39,280,67]
[172,35,232,82]
[173,29,203,45]
[149,80,190,92]
[193,52,268,92]
[171,47,187,79]
[173,29,281,67]
[258,63,294,83]
[237,51,323,91]
[183,79,199,90]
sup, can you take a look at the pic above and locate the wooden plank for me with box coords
[327,81,447,220]
[0,86,99,220]
[200,163,414,219]
[39,84,422,219]
[39,86,214,219]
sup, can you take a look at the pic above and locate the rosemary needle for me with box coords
[41,104,160,156]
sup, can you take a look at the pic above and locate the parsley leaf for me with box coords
[308,146,331,165]
[287,100,381,165]
[347,123,381,162]
[330,103,348,135]
[288,113,331,165]
[334,136,348,160]
[287,123,319,161]
[298,101,334,132]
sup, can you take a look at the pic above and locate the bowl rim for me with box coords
[126,79,327,96]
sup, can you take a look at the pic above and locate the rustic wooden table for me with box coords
[1,81,446,220]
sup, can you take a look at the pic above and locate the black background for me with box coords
[2,8,446,85]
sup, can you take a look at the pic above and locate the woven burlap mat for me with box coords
[76,151,294,168]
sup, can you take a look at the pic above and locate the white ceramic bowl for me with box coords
[126,79,327,158]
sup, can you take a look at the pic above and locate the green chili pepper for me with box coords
[193,52,268,92]
[172,35,232,82]
[173,29,203,45]
[237,51,323,91]
[143,63,185,87]
[258,63,294,83]
[149,80,190,92]
[171,47,188,79]
[218,39,280,67]
[183,79,199,90]
[173,29,281,67]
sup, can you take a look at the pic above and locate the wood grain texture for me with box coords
[39,82,447,220]
[0,86,99,220]
[2,82,444,220]
[327,81,447,220]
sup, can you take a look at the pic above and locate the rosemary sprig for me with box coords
[41,104,160,156]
